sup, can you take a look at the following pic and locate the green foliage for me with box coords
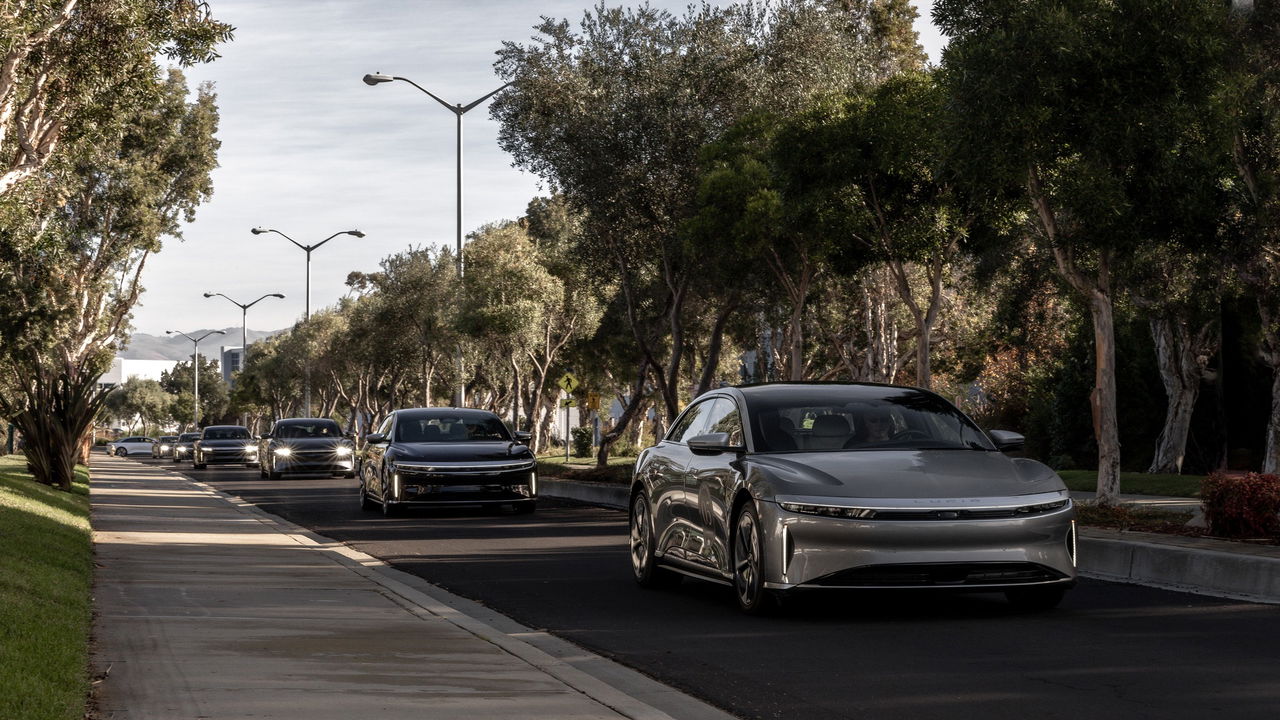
[161,354,230,426]
[103,377,172,431]
[0,456,92,720]
[571,425,594,458]
[1202,472,1280,538]
[0,67,221,488]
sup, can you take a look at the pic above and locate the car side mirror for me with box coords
[988,430,1025,451]
[365,432,387,444]
[259,432,272,439]
[687,432,745,455]
[513,430,532,443]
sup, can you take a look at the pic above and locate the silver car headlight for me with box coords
[334,446,352,457]
[274,447,292,457]
[244,444,258,452]
[780,502,877,520]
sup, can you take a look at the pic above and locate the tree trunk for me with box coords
[1261,300,1280,474]
[1085,290,1122,503]
[596,361,648,467]
[1147,312,1218,474]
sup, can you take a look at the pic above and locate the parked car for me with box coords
[628,382,1077,614]
[358,408,536,516]
[151,435,180,459]
[192,425,259,470]
[107,436,156,456]
[172,432,201,463]
[258,418,356,480]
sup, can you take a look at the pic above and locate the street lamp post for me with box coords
[166,329,226,431]
[362,72,510,407]
[203,291,285,426]
[250,227,363,416]
[202,291,286,369]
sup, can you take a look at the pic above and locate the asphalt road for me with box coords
[168,460,1280,720]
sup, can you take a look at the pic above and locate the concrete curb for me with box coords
[171,467,737,720]
[540,477,1280,605]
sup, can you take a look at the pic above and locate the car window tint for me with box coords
[701,398,744,446]
[746,387,994,453]
[669,400,714,444]
[276,421,341,439]
[377,415,394,437]
[394,415,510,443]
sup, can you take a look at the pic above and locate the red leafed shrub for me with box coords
[1201,473,1280,539]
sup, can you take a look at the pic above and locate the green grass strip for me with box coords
[538,454,637,484]
[0,455,92,720]
[1057,470,1204,498]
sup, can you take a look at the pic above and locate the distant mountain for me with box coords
[121,328,287,361]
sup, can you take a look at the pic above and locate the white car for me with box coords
[107,436,156,456]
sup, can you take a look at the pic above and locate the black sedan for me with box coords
[630,382,1076,614]
[171,432,200,463]
[358,408,536,516]
[192,425,259,470]
[258,417,356,480]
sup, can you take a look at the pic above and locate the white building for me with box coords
[97,358,179,388]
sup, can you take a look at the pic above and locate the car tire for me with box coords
[358,482,375,511]
[381,498,398,517]
[1005,586,1067,611]
[343,471,356,479]
[630,493,681,589]
[267,464,281,480]
[193,462,206,470]
[732,503,776,615]
[514,500,536,514]
[114,448,127,457]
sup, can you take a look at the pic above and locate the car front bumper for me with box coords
[758,492,1077,591]
[387,462,537,506]
[196,449,258,465]
[269,452,354,474]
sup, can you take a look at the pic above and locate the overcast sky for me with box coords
[131,0,946,338]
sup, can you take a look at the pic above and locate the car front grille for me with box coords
[810,562,1069,588]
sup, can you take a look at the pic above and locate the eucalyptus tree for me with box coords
[348,246,460,409]
[1229,1,1280,472]
[0,0,230,196]
[0,69,220,488]
[936,0,1234,502]
[160,352,230,429]
[493,0,922,427]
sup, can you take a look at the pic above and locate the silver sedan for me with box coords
[628,382,1077,613]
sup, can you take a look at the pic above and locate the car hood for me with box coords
[749,450,1063,500]
[390,441,533,463]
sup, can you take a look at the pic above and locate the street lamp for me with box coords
[166,329,226,431]
[250,227,363,416]
[362,71,511,407]
[202,291,286,369]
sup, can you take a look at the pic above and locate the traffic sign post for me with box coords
[558,372,579,461]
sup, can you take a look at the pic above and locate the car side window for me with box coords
[668,399,718,444]
[376,415,393,437]
[702,398,744,446]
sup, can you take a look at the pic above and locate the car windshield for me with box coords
[744,386,995,453]
[202,427,250,440]
[395,415,511,443]
[160,436,178,442]
[179,433,200,442]
[275,421,342,439]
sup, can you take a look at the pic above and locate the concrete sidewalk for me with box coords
[90,454,735,720]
